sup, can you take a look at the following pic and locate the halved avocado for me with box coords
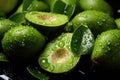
[71,25,94,56]
[38,33,80,73]
[25,11,69,36]
[23,0,49,12]
[9,12,26,25]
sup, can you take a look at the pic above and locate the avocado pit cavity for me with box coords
[51,48,69,64]
[37,14,56,22]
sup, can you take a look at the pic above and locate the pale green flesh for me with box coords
[25,11,68,27]
[38,33,80,73]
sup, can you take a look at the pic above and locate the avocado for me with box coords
[70,10,117,36]
[9,12,26,25]
[79,0,113,16]
[115,18,120,29]
[0,19,17,39]
[23,0,49,12]
[71,25,94,56]
[49,0,76,19]
[25,11,69,36]
[2,25,46,62]
[38,33,80,73]
[91,29,120,71]
[0,0,18,15]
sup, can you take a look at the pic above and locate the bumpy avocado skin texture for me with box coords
[0,0,18,15]
[0,19,17,39]
[91,30,120,70]
[38,33,80,73]
[71,10,117,36]
[79,0,113,16]
[2,26,46,62]
[115,18,120,29]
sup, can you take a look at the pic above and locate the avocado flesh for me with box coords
[25,11,68,27]
[25,11,69,36]
[38,33,80,73]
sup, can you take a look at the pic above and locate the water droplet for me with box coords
[39,58,50,68]
[21,42,25,46]
[49,65,54,71]
[58,41,65,48]
[106,40,110,45]
[102,19,106,22]
[52,46,57,51]
[97,21,102,26]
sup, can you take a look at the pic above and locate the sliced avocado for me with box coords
[70,10,117,36]
[46,0,76,19]
[2,25,46,62]
[23,0,49,12]
[79,0,113,16]
[9,12,26,25]
[71,25,94,56]
[91,29,120,70]
[38,33,80,73]
[27,65,49,80]
[25,11,69,36]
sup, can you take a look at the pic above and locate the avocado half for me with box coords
[38,33,80,73]
[25,11,69,36]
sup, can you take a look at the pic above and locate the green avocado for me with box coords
[38,33,80,73]
[25,11,69,36]
[2,25,46,62]
[0,0,18,15]
[0,19,17,39]
[115,18,120,29]
[70,10,117,36]
[91,30,120,70]
[79,0,113,16]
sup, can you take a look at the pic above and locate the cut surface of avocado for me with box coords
[25,11,68,27]
[38,33,80,73]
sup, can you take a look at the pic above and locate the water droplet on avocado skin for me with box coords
[39,58,50,69]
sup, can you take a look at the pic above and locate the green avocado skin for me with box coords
[71,10,117,36]
[79,0,113,16]
[0,19,17,39]
[2,26,46,61]
[91,29,120,70]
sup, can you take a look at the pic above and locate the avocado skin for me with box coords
[71,10,117,36]
[91,29,120,70]
[79,0,113,16]
[2,26,46,62]
[0,19,17,39]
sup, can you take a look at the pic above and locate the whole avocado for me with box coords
[71,10,117,36]
[2,25,46,62]
[91,29,120,70]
